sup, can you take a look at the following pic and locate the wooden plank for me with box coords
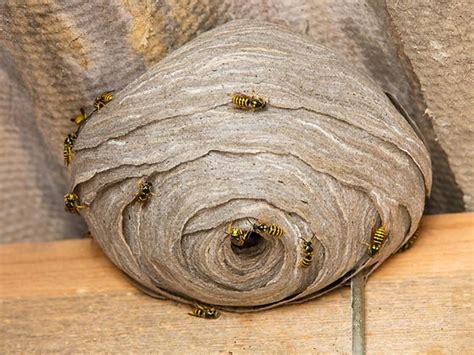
[366,212,474,354]
[0,213,473,353]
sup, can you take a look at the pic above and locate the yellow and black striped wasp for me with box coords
[230,89,267,111]
[365,226,387,257]
[133,180,156,204]
[299,237,314,268]
[94,90,114,111]
[70,108,89,126]
[63,133,77,166]
[225,222,252,247]
[399,222,422,252]
[189,304,220,319]
[250,219,284,238]
[64,192,85,214]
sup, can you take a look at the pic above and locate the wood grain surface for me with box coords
[1,213,473,353]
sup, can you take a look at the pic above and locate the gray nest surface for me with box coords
[70,20,431,312]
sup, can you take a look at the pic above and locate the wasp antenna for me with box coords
[246,218,256,228]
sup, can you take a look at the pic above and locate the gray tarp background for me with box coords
[0,0,471,243]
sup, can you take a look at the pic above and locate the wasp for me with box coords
[230,89,267,111]
[365,226,387,256]
[70,108,89,126]
[299,237,314,268]
[251,220,284,238]
[63,133,77,166]
[400,223,422,252]
[189,304,220,319]
[64,192,85,214]
[134,181,155,203]
[94,90,114,111]
[226,222,252,247]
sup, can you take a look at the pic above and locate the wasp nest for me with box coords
[70,20,431,312]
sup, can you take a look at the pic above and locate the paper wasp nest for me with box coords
[71,21,431,311]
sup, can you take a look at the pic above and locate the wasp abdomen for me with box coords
[299,238,314,268]
[400,224,421,252]
[252,221,284,238]
[70,108,89,126]
[267,224,284,238]
[368,226,386,256]
[300,254,313,268]
[230,91,267,111]
[63,133,76,166]
[232,94,249,108]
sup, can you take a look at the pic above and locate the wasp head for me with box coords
[141,181,152,194]
[369,245,380,256]
[64,133,76,145]
[250,98,266,110]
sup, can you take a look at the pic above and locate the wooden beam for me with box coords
[1,213,473,353]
